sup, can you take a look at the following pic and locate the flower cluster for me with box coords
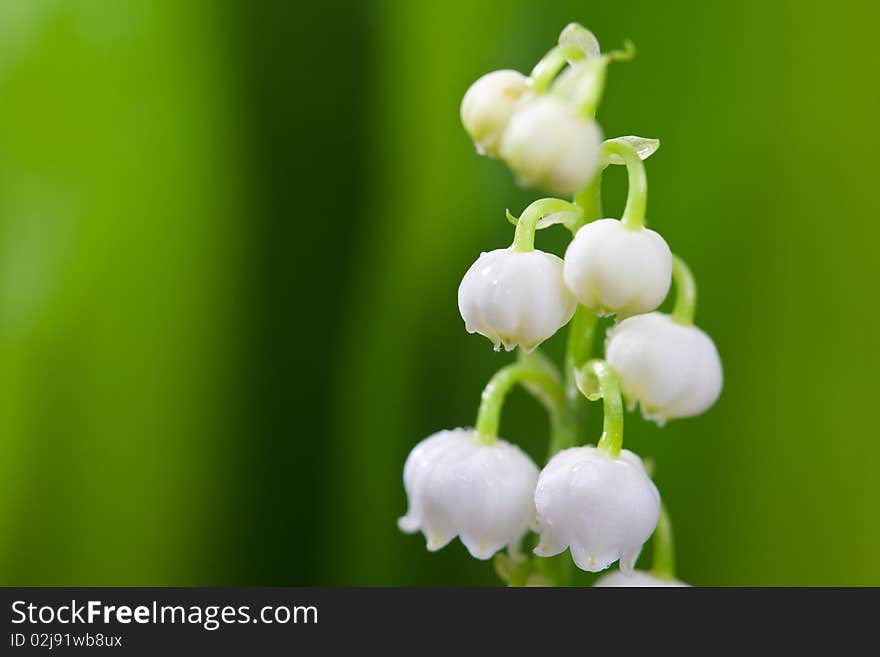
[400,24,722,586]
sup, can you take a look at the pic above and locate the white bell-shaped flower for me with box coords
[460,70,531,158]
[594,571,689,587]
[499,96,602,195]
[458,248,576,352]
[534,445,659,573]
[605,312,722,424]
[563,218,672,317]
[399,428,539,559]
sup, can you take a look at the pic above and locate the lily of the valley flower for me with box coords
[534,445,659,573]
[461,70,532,157]
[500,96,602,195]
[594,570,689,587]
[563,218,672,317]
[458,248,576,352]
[398,428,539,559]
[605,312,722,424]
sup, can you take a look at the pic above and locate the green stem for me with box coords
[671,254,697,325]
[651,504,676,580]
[572,173,603,231]
[550,172,604,460]
[511,198,581,252]
[549,306,597,457]
[601,140,647,230]
[475,361,565,444]
[575,59,607,118]
[530,44,585,92]
[495,549,531,587]
[536,150,605,587]
[578,359,624,458]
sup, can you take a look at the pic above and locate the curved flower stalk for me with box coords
[400,22,722,586]
[563,140,672,317]
[535,360,660,573]
[605,256,723,423]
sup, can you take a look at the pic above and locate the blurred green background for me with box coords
[1,0,877,586]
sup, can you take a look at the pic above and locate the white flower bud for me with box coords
[499,96,602,195]
[398,428,539,560]
[563,218,672,317]
[594,570,689,587]
[534,445,659,573]
[605,312,722,423]
[458,248,576,352]
[460,70,531,157]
